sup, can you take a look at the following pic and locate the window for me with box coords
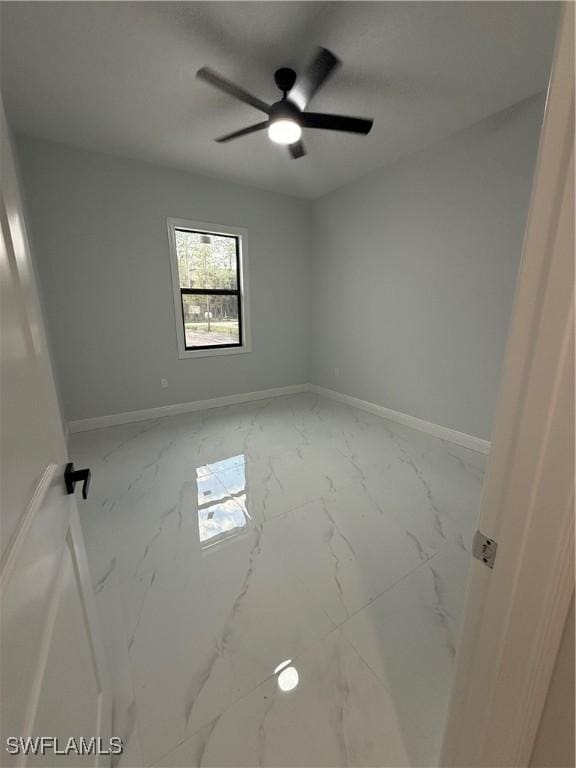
[167,218,249,358]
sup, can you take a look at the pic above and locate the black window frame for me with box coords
[175,228,243,352]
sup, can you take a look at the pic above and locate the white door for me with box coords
[0,98,112,766]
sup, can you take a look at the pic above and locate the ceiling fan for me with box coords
[196,48,374,159]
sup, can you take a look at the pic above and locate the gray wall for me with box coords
[310,94,545,439]
[16,136,312,421]
[17,94,544,435]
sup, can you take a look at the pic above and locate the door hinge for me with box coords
[473,531,497,569]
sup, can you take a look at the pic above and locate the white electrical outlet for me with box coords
[161,378,168,389]
[334,368,340,378]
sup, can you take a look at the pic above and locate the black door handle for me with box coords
[64,462,91,500]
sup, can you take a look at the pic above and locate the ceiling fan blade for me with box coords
[215,122,269,143]
[288,47,340,110]
[301,112,373,135]
[288,140,307,159]
[197,67,271,114]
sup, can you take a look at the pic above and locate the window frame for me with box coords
[167,217,251,359]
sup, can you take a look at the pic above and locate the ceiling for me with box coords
[1,2,559,199]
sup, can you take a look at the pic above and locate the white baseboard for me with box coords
[68,381,491,454]
[309,384,491,454]
[68,384,309,433]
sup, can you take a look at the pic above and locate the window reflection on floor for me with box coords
[196,454,248,549]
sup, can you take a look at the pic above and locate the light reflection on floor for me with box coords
[196,454,249,549]
[274,659,300,692]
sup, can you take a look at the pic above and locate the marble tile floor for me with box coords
[70,393,486,768]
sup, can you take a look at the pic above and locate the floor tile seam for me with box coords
[278,479,449,562]
[96,573,147,768]
[338,616,451,748]
[330,549,444,630]
[150,622,371,765]
[262,493,447,629]
[140,542,342,763]
[144,620,343,767]
[343,639,448,746]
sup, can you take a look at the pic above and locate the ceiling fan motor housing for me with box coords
[270,99,301,124]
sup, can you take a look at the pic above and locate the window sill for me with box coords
[178,345,251,360]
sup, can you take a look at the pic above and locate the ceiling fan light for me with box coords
[268,119,302,145]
